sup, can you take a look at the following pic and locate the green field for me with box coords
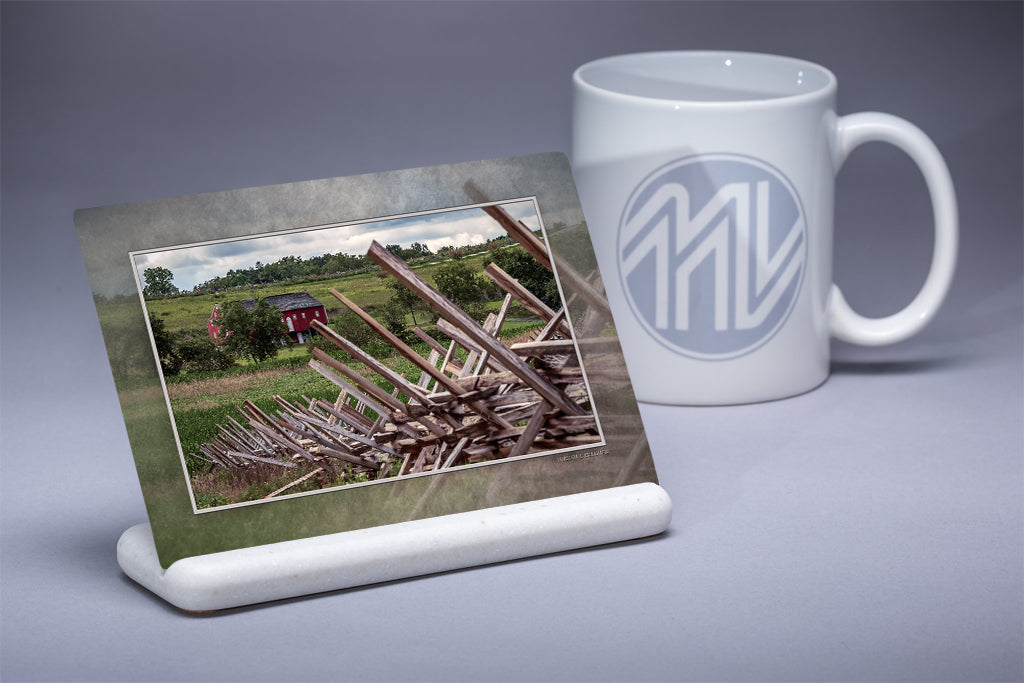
[144,251,498,335]
[146,251,547,507]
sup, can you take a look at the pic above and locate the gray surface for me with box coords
[2,2,1020,681]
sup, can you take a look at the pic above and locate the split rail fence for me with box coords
[192,202,614,500]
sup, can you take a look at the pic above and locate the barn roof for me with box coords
[242,291,324,312]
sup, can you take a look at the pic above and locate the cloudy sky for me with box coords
[131,200,541,291]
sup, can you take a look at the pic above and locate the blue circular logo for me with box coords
[617,154,807,360]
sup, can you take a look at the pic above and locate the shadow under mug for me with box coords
[571,51,958,405]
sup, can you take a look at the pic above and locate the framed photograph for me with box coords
[76,153,658,568]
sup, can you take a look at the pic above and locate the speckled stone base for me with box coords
[117,483,672,611]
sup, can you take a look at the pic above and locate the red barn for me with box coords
[208,291,329,344]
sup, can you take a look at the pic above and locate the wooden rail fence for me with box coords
[191,213,612,499]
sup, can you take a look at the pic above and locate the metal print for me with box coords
[76,153,658,568]
[130,199,605,512]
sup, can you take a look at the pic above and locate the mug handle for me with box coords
[830,112,958,345]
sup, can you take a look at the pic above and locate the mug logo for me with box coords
[617,154,807,360]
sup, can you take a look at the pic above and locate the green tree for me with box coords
[176,337,235,373]
[378,299,414,343]
[142,267,179,297]
[486,246,560,309]
[432,260,494,322]
[432,260,491,307]
[385,276,426,326]
[217,299,287,364]
[148,313,181,375]
[404,242,432,260]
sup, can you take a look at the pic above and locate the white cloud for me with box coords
[133,200,543,291]
[423,233,489,252]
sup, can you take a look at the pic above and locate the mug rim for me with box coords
[573,50,837,108]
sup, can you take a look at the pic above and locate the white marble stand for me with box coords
[117,482,672,611]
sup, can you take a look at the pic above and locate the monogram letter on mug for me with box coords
[572,51,958,405]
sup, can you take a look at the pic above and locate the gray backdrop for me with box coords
[2,2,1021,681]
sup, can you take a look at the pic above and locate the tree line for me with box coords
[142,239,511,297]
[148,242,558,378]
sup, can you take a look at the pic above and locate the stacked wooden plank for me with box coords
[192,217,609,498]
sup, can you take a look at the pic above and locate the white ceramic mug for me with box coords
[572,51,958,405]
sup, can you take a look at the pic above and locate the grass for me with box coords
[146,248,548,506]
[231,343,311,368]
[169,318,542,489]
[168,359,375,466]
